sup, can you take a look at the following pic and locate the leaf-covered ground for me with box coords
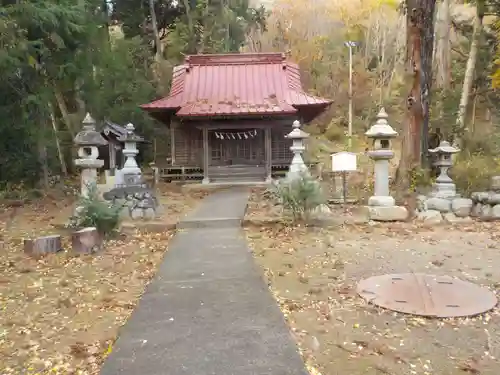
[247,212,500,375]
[0,184,205,374]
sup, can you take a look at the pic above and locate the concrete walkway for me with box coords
[100,188,308,375]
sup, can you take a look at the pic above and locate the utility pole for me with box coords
[344,41,357,150]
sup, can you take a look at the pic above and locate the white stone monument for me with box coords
[286,120,309,181]
[365,108,407,221]
[115,123,143,186]
[74,113,108,197]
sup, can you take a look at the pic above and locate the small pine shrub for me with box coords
[69,184,124,235]
[270,173,326,222]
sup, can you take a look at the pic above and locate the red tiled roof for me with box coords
[141,53,332,118]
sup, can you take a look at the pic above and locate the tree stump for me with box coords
[71,227,102,254]
[24,235,62,257]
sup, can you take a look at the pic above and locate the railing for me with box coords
[157,161,319,182]
[159,166,204,182]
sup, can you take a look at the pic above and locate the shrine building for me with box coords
[140,52,333,183]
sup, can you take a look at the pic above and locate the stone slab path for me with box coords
[100,188,308,375]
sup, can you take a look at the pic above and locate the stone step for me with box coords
[211,176,266,183]
[208,167,265,174]
[209,171,266,177]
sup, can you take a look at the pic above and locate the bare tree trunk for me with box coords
[455,2,484,146]
[471,92,477,133]
[38,123,50,190]
[74,80,86,120]
[435,0,451,90]
[148,0,163,60]
[53,87,75,138]
[48,102,68,176]
[182,0,196,53]
[102,0,110,42]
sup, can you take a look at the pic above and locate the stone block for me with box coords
[130,208,144,220]
[143,208,156,220]
[491,176,500,192]
[451,198,473,217]
[366,206,408,222]
[368,196,396,207]
[476,192,489,203]
[481,204,492,219]
[426,197,452,213]
[71,227,102,254]
[492,204,500,219]
[487,193,500,205]
[443,212,473,224]
[311,204,332,220]
[471,203,482,217]
[24,235,62,256]
[416,195,428,212]
[416,210,443,225]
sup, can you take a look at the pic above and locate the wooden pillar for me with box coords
[108,142,116,170]
[265,127,272,182]
[170,124,176,165]
[202,127,209,184]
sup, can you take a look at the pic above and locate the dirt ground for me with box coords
[0,182,205,374]
[246,201,500,375]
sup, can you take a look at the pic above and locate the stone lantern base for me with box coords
[366,191,408,222]
[364,205,408,222]
[368,195,395,207]
[429,182,457,199]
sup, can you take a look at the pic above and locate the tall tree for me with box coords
[397,0,436,188]
[455,0,485,146]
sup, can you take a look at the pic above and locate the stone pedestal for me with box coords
[367,152,395,207]
[333,174,344,200]
[75,158,104,197]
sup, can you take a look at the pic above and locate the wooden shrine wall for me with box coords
[157,120,295,168]
[172,125,203,166]
[271,125,293,164]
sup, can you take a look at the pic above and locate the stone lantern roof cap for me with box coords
[74,113,108,146]
[286,120,309,139]
[117,123,145,143]
[365,108,398,139]
[428,140,460,154]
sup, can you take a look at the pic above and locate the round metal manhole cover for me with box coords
[357,273,498,318]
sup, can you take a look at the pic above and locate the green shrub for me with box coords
[324,124,345,142]
[270,173,326,222]
[452,154,500,196]
[69,184,124,235]
[0,182,43,201]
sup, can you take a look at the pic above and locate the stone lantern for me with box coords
[74,113,108,197]
[428,140,460,198]
[117,123,144,186]
[365,108,398,207]
[364,108,407,221]
[286,120,309,181]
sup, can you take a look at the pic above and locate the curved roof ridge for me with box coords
[186,52,286,66]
